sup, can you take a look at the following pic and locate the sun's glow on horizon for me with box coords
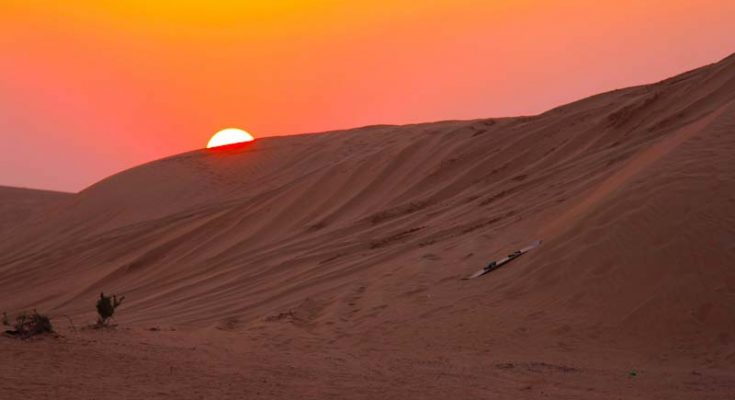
[207,128,255,148]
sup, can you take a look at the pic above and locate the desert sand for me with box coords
[1,54,734,399]
[0,186,72,235]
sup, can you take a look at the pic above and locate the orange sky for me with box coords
[2,0,734,191]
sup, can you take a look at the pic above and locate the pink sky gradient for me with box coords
[2,1,734,191]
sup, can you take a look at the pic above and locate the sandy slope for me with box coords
[0,186,72,235]
[1,54,735,399]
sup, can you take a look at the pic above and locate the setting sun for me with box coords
[207,128,255,148]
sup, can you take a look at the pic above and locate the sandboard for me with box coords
[466,240,542,279]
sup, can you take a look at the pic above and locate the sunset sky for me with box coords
[2,0,734,191]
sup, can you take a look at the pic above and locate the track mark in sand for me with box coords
[543,102,733,237]
[369,227,424,249]
[264,297,330,326]
[495,361,578,373]
[328,284,370,324]
[216,316,241,331]
[421,253,441,261]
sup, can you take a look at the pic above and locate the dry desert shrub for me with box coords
[95,292,125,327]
[2,310,54,339]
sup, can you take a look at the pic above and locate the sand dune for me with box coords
[1,54,734,399]
[0,186,72,235]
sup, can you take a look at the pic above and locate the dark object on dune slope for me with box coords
[3,310,54,339]
[467,240,542,279]
[96,292,125,327]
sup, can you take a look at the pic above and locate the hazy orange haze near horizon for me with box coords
[2,0,734,191]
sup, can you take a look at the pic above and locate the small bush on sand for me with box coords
[3,310,54,339]
[96,292,125,327]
